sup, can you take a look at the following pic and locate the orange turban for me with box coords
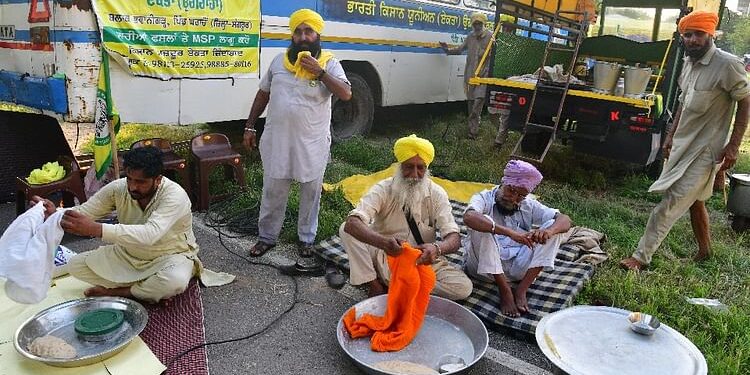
[678,11,718,36]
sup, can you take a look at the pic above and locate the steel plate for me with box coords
[337,295,488,375]
[535,306,707,375]
[14,297,148,367]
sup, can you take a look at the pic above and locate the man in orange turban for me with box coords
[340,135,472,300]
[621,10,750,271]
[243,8,352,259]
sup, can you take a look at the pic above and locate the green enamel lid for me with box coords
[74,308,125,336]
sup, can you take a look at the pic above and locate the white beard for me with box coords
[392,168,431,215]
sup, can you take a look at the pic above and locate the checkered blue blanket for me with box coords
[314,201,597,334]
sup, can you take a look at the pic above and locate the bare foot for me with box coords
[514,289,530,314]
[693,250,711,262]
[84,286,133,299]
[499,289,520,317]
[367,280,387,298]
[619,257,645,271]
[84,286,110,297]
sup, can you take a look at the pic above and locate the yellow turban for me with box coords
[289,9,325,34]
[678,11,718,36]
[470,12,488,25]
[394,134,435,166]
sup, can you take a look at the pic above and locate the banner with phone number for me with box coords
[92,0,260,79]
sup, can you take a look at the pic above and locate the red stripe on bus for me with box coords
[0,41,54,51]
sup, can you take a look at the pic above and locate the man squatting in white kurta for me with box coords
[462,160,572,318]
[32,147,233,303]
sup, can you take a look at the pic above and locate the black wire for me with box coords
[161,194,300,373]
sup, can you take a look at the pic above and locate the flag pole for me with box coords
[110,119,120,178]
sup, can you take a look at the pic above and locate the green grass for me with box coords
[107,108,749,374]
[79,122,208,154]
[322,111,747,374]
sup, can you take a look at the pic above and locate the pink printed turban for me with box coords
[501,160,543,192]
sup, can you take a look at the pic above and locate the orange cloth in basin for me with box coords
[343,242,436,352]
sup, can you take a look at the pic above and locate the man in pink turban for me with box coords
[462,160,571,317]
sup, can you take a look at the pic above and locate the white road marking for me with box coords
[484,346,553,375]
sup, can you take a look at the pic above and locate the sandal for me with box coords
[249,241,275,257]
[325,263,346,290]
[279,261,325,277]
[298,242,315,258]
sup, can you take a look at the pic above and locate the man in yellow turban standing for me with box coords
[440,12,503,144]
[340,135,473,299]
[620,11,749,271]
[243,9,352,258]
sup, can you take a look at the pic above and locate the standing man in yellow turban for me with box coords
[620,11,749,271]
[440,12,503,144]
[243,9,352,258]
[340,135,473,300]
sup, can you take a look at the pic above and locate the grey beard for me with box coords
[494,195,519,216]
[393,169,431,215]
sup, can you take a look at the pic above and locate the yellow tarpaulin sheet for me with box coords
[0,277,166,375]
[323,163,495,206]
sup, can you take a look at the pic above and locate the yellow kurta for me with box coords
[72,177,201,284]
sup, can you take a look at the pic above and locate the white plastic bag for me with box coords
[0,202,66,304]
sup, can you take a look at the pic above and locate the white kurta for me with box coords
[258,52,349,182]
[462,186,561,279]
[72,177,201,283]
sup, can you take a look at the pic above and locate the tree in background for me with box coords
[717,9,750,56]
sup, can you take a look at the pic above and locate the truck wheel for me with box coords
[331,73,374,142]
[731,216,749,233]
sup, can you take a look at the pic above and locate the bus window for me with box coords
[464,0,495,11]
[657,9,680,40]
[601,7,656,42]
[429,0,462,5]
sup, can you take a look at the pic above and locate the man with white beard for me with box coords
[340,135,473,299]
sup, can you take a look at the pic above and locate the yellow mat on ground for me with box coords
[0,277,166,375]
[323,163,495,206]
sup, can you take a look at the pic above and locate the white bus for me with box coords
[0,0,495,140]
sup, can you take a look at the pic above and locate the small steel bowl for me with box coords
[628,312,660,336]
[14,297,148,367]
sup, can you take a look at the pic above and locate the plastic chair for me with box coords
[15,156,87,215]
[130,138,192,205]
[190,133,246,211]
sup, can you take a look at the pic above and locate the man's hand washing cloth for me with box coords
[343,243,436,352]
[26,161,65,185]
[0,203,66,303]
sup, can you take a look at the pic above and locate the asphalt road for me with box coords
[0,202,558,374]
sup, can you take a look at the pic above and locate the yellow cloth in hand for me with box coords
[0,277,165,375]
[322,163,495,205]
[289,8,325,34]
[26,161,66,185]
[283,50,334,81]
[394,134,435,166]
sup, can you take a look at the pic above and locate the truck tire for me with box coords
[331,72,374,142]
